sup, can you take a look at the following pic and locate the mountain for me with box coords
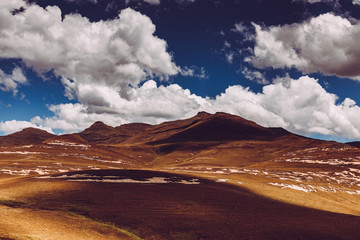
[115,122,151,136]
[0,127,54,146]
[124,111,291,145]
[78,121,152,144]
[0,112,354,168]
[78,121,127,144]
[347,141,360,148]
[1,111,360,239]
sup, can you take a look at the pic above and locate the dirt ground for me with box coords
[0,170,359,240]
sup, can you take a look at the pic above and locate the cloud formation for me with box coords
[249,13,360,80]
[0,1,178,103]
[3,76,359,141]
[143,0,161,4]
[31,80,206,132]
[0,67,27,95]
[297,0,360,5]
[241,67,269,85]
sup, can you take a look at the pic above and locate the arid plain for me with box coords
[0,112,360,240]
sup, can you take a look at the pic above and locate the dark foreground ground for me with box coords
[7,169,356,240]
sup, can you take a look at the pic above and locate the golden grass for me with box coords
[25,236,43,240]
[68,211,143,240]
[163,169,360,217]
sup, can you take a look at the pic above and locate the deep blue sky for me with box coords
[1,0,360,142]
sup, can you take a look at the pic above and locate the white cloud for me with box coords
[298,0,359,6]
[241,67,269,85]
[179,66,208,79]
[31,103,128,133]
[126,0,195,5]
[31,80,206,133]
[64,0,98,4]
[209,76,360,139]
[0,2,178,103]
[221,41,235,64]
[293,0,340,5]
[226,52,234,64]
[249,13,360,80]
[143,0,161,4]
[0,67,27,95]
[1,1,360,143]
[232,22,247,33]
[0,77,353,140]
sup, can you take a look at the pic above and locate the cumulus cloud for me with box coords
[126,0,195,5]
[0,67,27,95]
[211,76,360,139]
[249,13,360,80]
[143,0,161,4]
[0,2,178,104]
[31,80,206,133]
[0,77,354,140]
[221,41,235,64]
[64,0,98,4]
[299,0,359,6]
[241,67,269,85]
[180,66,208,79]
[297,0,359,5]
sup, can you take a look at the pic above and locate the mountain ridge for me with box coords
[0,127,55,146]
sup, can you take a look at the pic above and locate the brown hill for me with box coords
[0,127,54,146]
[152,112,290,144]
[78,121,126,144]
[347,141,360,148]
[79,121,151,144]
[114,122,152,138]
[123,111,291,145]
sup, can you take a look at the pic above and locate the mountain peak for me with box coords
[196,111,211,117]
[14,127,54,136]
[0,127,54,146]
[91,121,108,127]
[83,121,115,132]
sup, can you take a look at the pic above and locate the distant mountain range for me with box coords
[1,111,359,169]
[1,111,359,151]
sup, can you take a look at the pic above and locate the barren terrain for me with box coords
[0,112,359,239]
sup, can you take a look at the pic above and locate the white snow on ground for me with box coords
[269,183,311,192]
[216,179,229,182]
[345,190,360,195]
[268,182,360,195]
[283,158,360,166]
[47,140,90,148]
[350,168,360,174]
[0,165,94,176]
[38,174,201,184]
[0,151,43,155]
[170,166,360,194]
[14,145,33,148]
[173,166,360,186]
[0,168,52,175]
[92,159,125,164]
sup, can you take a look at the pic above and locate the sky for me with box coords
[1,0,360,142]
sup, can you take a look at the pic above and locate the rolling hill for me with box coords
[0,127,54,146]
